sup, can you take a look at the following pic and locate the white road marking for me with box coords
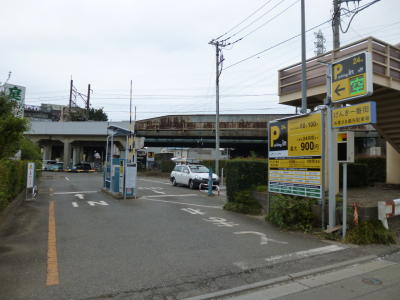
[234,231,288,245]
[141,197,222,209]
[53,191,98,195]
[72,202,79,207]
[87,200,109,206]
[264,245,345,263]
[151,189,166,194]
[144,194,197,198]
[181,208,205,215]
[74,194,84,200]
[138,187,163,190]
[203,217,239,227]
[65,177,70,181]
[138,179,171,185]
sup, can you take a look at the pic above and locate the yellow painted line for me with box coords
[46,201,59,286]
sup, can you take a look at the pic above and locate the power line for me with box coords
[218,0,288,43]
[238,0,300,41]
[214,0,276,41]
[223,18,333,71]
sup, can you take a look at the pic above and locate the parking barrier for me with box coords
[199,183,220,196]
[378,199,400,229]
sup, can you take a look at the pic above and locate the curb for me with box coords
[183,255,378,300]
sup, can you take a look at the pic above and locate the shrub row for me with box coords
[221,159,267,215]
[340,157,386,187]
[0,160,28,211]
[0,160,41,212]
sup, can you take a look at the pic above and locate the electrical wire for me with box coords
[218,0,288,42]
[223,18,333,71]
[214,0,276,41]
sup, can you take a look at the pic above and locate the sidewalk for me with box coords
[226,258,400,300]
[186,251,400,300]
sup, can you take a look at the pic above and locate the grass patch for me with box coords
[255,185,267,192]
[345,220,396,245]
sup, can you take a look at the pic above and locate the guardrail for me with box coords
[378,199,400,229]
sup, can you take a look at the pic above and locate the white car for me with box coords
[170,164,219,189]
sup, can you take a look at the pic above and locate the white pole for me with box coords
[342,163,348,239]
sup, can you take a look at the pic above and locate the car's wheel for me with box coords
[172,178,177,186]
[189,180,196,189]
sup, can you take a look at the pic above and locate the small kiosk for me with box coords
[103,125,143,199]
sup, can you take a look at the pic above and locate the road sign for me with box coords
[4,83,26,118]
[331,52,372,103]
[269,157,322,198]
[147,151,155,161]
[268,113,323,199]
[269,113,322,158]
[26,162,35,188]
[332,101,376,128]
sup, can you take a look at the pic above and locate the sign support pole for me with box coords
[321,108,326,229]
[342,163,348,239]
[326,65,337,229]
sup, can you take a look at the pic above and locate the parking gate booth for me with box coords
[103,125,139,199]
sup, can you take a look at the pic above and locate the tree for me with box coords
[88,107,108,121]
[0,94,28,159]
[68,107,108,121]
[20,137,41,160]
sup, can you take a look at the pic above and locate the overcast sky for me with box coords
[1,0,398,121]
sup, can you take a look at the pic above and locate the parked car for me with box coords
[71,163,92,173]
[47,162,64,171]
[170,164,219,189]
[42,160,57,170]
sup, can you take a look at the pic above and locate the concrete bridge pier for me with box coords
[386,142,400,184]
[63,139,72,168]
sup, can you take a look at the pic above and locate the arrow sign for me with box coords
[334,84,345,96]
[234,231,288,245]
[74,194,84,200]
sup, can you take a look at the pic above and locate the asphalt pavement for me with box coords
[0,172,399,300]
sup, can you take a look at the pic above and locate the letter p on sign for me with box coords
[270,126,280,147]
[333,64,343,80]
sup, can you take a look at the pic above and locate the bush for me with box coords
[225,159,267,202]
[20,137,41,160]
[160,159,175,173]
[345,220,396,245]
[0,160,41,211]
[340,163,369,187]
[0,160,27,211]
[356,157,386,184]
[267,194,316,231]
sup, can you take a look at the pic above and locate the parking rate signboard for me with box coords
[268,113,323,199]
[331,52,373,103]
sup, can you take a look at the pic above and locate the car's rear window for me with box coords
[189,165,209,173]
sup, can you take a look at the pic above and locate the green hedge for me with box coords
[340,163,369,187]
[356,157,386,184]
[200,160,229,176]
[0,160,27,211]
[339,157,386,187]
[225,159,267,202]
[0,160,41,212]
[224,189,262,215]
[160,159,175,173]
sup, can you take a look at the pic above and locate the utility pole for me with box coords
[333,0,341,50]
[86,84,91,120]
[300,0,307,114]
[208,39,226,176]
[69,79,73,110]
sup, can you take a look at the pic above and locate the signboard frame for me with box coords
[268,112,323,199]
[332,101,377,128]
[330,51,373,103]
